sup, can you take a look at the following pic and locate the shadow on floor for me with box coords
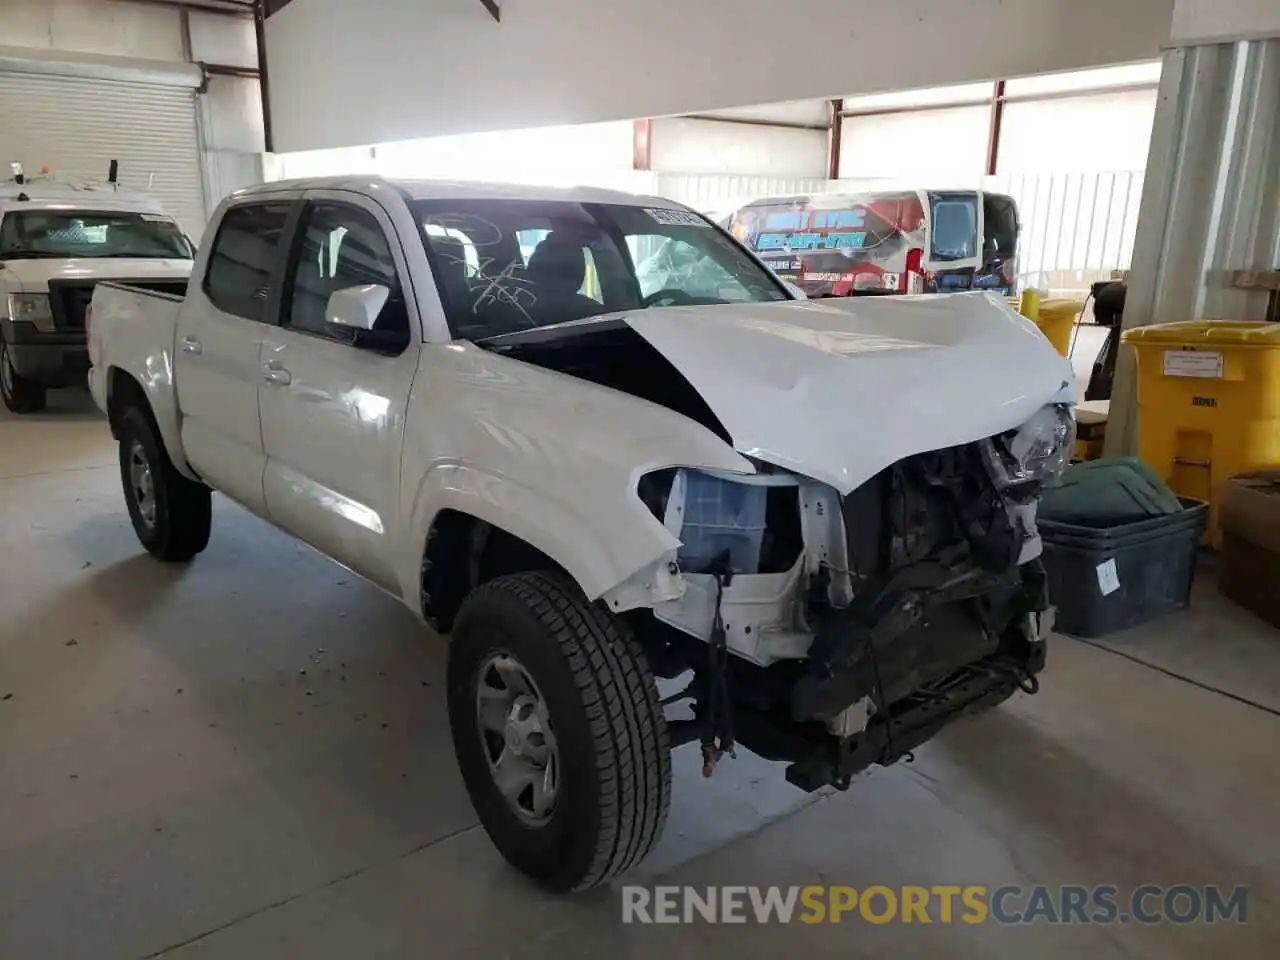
[1080,554,1280,713]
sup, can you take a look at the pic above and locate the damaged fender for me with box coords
[399,342,756,610]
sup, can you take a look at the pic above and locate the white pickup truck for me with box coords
[89,176,1075,892]
[1,184,192,412]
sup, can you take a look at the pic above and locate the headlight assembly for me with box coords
[7,293,54,333]
[981,403,1076,488]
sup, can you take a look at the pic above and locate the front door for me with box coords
[258,193,419,592]
[175,199,297,514]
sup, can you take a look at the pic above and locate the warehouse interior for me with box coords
[1,0,1279,957]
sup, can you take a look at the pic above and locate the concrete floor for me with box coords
[2,390,1279,960]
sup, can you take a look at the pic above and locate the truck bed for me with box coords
[60,278,188,333]
[90,280,187,328]
[88,281,188,404]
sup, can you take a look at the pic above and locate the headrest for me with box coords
[525,232,586,296]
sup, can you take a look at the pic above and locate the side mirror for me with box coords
[782,280,807,300]
[326,284,389,331]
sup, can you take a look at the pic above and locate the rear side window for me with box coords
[203,202,293,321]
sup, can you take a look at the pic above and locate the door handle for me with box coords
[262,360,292,386]
[180,336,202,355]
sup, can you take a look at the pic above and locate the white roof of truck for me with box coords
[232,176,684,209]
[0,184,168,216]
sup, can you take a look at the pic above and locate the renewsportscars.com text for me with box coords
[621,884,1248,925]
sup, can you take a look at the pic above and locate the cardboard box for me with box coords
[1220,470,1280,552]
[1219,470,1280,629]
[1073,400,1108,462]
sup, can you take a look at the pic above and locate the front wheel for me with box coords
[447,572,672,892]
[0,336,47,413]
[118,406,212,562]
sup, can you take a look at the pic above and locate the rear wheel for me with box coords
[118,406,212,562]
[0,336,47,413]
[447,571,671,892]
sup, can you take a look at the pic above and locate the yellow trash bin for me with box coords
[1035,298,1084,357]
[1014,292,1081,358]
[1123,320,1280,547]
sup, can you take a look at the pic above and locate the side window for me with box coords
[203,202,293,321]
[516,228,549,265]
[580,247,602,302]
[287,202,408,347]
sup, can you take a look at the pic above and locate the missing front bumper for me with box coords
[784,643,1045,792]
[692,560,1051,793]
[665,601,1047,794]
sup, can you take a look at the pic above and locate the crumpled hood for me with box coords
[2,258,192,292]
[624,292,1075,494]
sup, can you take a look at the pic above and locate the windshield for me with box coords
[413,199,789,340]
[0,210,193,260]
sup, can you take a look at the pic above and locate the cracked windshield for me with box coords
[414,199,789,340]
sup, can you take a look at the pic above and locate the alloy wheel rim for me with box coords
[129,440,157,528]
[474,652,560,825]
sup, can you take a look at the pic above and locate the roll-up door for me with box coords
[0,72,205,234]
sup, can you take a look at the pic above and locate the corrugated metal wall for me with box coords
[655,174,830,217]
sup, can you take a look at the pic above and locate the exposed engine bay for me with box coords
[479,310,1073,793]
[633,438,1057,791]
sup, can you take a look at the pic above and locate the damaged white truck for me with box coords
[88,177,1075,892]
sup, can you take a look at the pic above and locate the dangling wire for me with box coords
[701,563,736,777]
[1067,289,1096,360]
[866,612,899,765]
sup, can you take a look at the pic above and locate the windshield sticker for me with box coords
[140,214,173,223]
[644,208,709,228]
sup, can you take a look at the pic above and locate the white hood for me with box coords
[624,293,1075,494]
[1,258,192,292]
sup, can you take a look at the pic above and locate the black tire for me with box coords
[447,571,671,892]
[118,405,212,562]
[0,335,47,413]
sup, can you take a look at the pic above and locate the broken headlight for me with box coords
[638,467,790,575]
[981,403,1075,489]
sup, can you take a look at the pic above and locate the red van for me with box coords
[728,188,1020,298]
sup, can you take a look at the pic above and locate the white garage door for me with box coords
[0,72,206,235]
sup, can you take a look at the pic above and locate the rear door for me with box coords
[978,193,1020,294]
[175,197,300,514]
[257,192,420,592]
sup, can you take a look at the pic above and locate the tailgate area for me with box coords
[50,278,189,332]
